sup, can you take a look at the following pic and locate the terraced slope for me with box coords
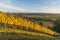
[0,12,58,36]
[0,27,53,38]
[0,26,55,40]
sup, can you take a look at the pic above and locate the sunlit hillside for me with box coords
[0,11,58,35]
[0,11,60,40]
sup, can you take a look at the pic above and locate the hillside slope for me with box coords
[0,12,58,35]
[0,12,60,40]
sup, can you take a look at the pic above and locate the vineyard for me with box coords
[0,12,60,40]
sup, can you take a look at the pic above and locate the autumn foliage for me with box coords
[0,12,58,35]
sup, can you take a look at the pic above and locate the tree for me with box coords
[53,18,60,33]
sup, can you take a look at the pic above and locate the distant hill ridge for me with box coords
[13,13,60,17]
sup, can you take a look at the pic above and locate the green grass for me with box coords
[0,27,53,37]
[0,26,59,40]
[0,27,57,40]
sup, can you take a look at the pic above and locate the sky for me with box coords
[0,0,60,13]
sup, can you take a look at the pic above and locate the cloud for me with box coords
[0,0,60,13]
[0,2,60,13]
[37,7,60,13]
[0,0,13,4]
[26,0,60,13]
[25,7,60,13]
[0,2,26,13]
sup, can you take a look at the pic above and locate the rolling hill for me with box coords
[0,12,60,40]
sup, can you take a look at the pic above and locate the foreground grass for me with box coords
[0,26,59,40]
[0,27,58,40]
[0,27,54,37]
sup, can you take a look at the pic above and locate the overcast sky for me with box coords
[0,0,60,13]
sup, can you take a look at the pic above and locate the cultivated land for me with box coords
[0,11,60,40]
